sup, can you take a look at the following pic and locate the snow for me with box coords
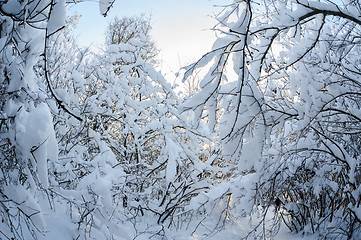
[1,0,23,14]
[3,185,47,231]
[99,0,113,16]
[108,43,137,53]
[47,0,66,35]
[15,103,58,189]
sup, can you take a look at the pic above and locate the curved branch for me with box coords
[43,0,82,122]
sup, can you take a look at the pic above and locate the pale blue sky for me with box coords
[67,0,228,75]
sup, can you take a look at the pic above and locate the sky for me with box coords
[67,0,229,78]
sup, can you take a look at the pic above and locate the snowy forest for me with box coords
[0,0,361,239]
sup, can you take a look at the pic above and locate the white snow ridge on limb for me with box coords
[99,0,115,16]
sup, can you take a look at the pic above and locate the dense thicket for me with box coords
[0,0,360,239]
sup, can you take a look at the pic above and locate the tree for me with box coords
[0,0,116,239]
[93,37,212,236]
[41,9,209,239]
[181,0,361,239]
[105,15,159,63]
[0,1,67,238]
